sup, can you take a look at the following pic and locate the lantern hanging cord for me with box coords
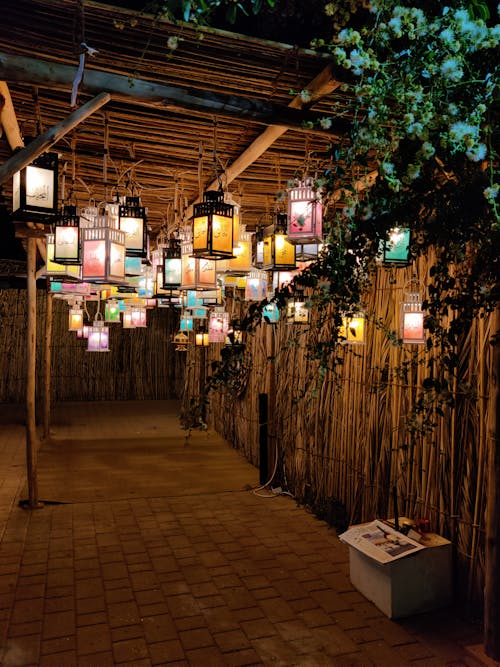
[212,117,222,191]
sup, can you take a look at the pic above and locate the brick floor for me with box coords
[0,401,496,667]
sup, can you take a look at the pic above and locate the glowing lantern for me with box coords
[287,178,323,242]
[45,234,82,280]
[130,303,147,327]
[68,304,84,331]
[286,296,309,324]
[340,313,365,344]
[122,305,135,329]
[208,308,230,343]
[87,320,109,352]
[245,270,268,301]
[262,302,280,324]
[180,315,194,331]
[295,242,321,261]
[105,299,121,323]
[218,230,253,274]
[12,152,58,222]
[162,238,182,288]
[380,227,411,265]
[262,216,296,270]
[180,241,217,290]
[54,205,80,264]
[192,190,234,259]
[195,329,210,347]
[80,209,126,283]
[401,292,425,344]
[118,196,148,257]
[225,321,243,346]
[173,331,189,351]
[76,325,89,339]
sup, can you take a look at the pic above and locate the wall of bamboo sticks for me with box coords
[204,257,491,612]
[0,289,184,402]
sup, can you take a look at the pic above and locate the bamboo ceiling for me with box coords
[0,0,358,238]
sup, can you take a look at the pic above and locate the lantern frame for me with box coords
[380,227,411,265]
[54,205,81,264]
[192,190,234,259]
[208,308,230,343]
[286,296,310,324]
[118,196,148,257]
[180,242,217,291]
[195,329,210,347]
[12,152,59,222]
[401,292,426,344]
[87,319,110,352]
[340,313,366,344]
[162,238,182,289]
[261,217,296,270]
[81,216,126,284]
[45,234,82,281]
[287,178,323,242]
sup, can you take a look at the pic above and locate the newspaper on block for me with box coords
[339,520,426,565]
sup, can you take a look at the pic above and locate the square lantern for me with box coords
[401,292,425,344]
[180,241,217,291]
[262,302,280,324]
[54,205,81,264]
[380,227,411,265]
[287,178,323,242]
[192,190,234,259]
[45,234,82,280]
[262,217,296,270]
[137,265,155,298]
[87,320,109,352]
[118,196,148,257]
[340,313,366,344]
[130,303,147,327]
[245,270,268,301]
[105,299,121,323]
[76,324,90,339]
[180,315,194,331]
[208,308,230,343]
[12,152,58,222]
[217,230,253,275]
[162,238,182,288]
[225,320,243,346]
[295,242,321,262]
[81,213,126,283]
[225,192,241,249]
[125,255,143,276]
[68,304,84,331]
[122,305,136,329]
[286,296,310,324]
[195,328,210,347]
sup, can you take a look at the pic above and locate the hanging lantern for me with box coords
[105,299,121,323]
[180,315,194,331]
[68,303,84,331]
[208,308,230,343]
[225,192,241,248]
[180,241,217,291]
[401,292,425,344]
[80,209,126,283]
[294,242,321,262]
[137,265,155,298]
[172,331,189,351]
[379,227,411,265]
[262,216,296,270]
[218,229,253,274]
[118,196,148,257]
[273,270,296,291]
[76,324,90,339]
[130,302,147,327]
[262,302,280,324]
[12,151,59,223]
[225,320,243,346]
[45,234,82,280]
[162,238,182,288]
[87,320,110,352]
[286,296,310,324]
[122,305,136,329]
[192,190,234,259]
[54,205,81,264]
[287,178,323,242]
[245,270,268,301]
[195,328,210,347]
[340,313,366,344]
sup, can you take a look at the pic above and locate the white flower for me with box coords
[440,57,464,82]
[319,117,332,130]
[439,28,455,45]
[419,141,436,159]
[447,103,459,116]
[484,184,499,201]
[381,161,395,176]
[406,163,421,181]
[466,143,487,162]
[388,17,403,37]
[325,2,335,16]
[449,121,479,143]
[167,36,179,50]
[300,89,312,103]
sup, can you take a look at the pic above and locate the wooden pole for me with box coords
[267,324,277,485]
[26,236,40,509]
[0,91,110,185]
[485,305,500,660]
[42,290,53,440]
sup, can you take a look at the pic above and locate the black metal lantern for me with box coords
[54,205,81,264]
[162,238,182,289]
[192,190,234,259]
[12,152,59,222]
[118,196,148,257]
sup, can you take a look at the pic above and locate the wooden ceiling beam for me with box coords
[0,80,23,149]
[0,51,349,137]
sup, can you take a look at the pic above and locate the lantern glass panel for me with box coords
[381,227,411,264]
[105,300,121,322]
[340,315,365,344]
[68,307,84,331]
[55,225,80,264]
[119,197,147,256]
[245,271,268,301]
[287,179,323,241]
[263,303,280,324]
[87,322,109,351]
[13,152,58,221]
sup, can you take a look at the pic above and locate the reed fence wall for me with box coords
[203,257,492,613]
[0,288,184,402]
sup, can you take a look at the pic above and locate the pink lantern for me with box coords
[287,178,323,242]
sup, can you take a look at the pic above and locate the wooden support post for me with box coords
[485,305,500,660]
[0,91,110,185]
[25,236,40,509]
[43,290,53,441]
[258,393,269,485]
[266,324,277,485]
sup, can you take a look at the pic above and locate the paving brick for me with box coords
[76,595,106,615]
[185,645,227,666]
[299,608,334,628]
[111,624,145,642]
[77,623,112,655]
[112,636,149,663]
[108,600,141,628]
[38,649,77,666]
[179,627,214,650]
[78,610,108,627]
[174,614,207,632]
[214,628,252,653]
[7,619,42,637]
[105,586,135,604]
[142,613,178,643]
[167,593,201,619]
[10,597,45,624]
[149,639,185,665]
[42,610,75,639]
[241,618,277,640]
[2,634,40,666]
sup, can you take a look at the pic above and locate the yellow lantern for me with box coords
[192,190,234,259]
[340,313,365,344]
[118,196,148,257]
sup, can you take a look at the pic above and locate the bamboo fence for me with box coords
[0,289,184,402]
[203,257,492,612]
